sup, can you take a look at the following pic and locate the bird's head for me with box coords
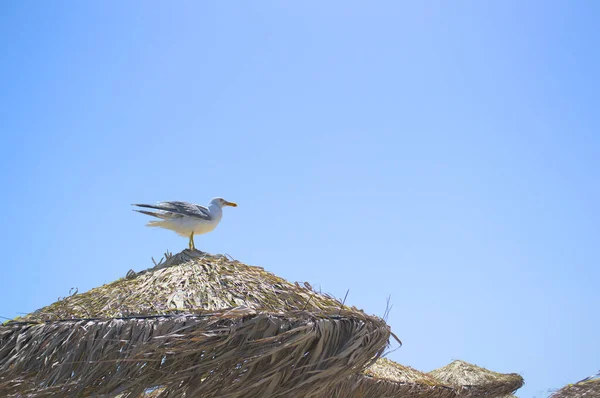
[211,197,238,208]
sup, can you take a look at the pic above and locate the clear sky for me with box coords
[1,2,598,397]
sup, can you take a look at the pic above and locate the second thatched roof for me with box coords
[0,249,392,397]
[429,360,524,397]
[138,357,523,398]
[550,373,600,398]
[323,357,456,398]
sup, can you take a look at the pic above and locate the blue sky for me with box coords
[1,2,598,396]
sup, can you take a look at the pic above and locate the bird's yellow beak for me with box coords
[224,200,238,207]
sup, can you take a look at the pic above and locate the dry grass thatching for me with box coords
[429,360,524,397]
[550,374,600,398]
[17,249,363,320]
[323,357,457,398]
[0,249,392,397]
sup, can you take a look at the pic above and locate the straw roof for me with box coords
[133,358,521,398]
[323,357,456,398]
[0,249,391,397]
[550,374,600,398]
[139,358,523,398]
[429,360,524,397]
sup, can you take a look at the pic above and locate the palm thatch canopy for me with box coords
[429,360,524,397]
[550,373,600,398]
[0,249,391,397]
[323,357,456,398]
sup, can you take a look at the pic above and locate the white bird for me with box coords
[133,198,237,250]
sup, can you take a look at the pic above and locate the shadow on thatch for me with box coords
[323,357,457,398]
[550,373,600,398]
[429,360,524,397]
[0,249,392,397]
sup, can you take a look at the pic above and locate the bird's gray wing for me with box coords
[132,201,212,221]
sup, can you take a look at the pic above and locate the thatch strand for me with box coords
[429,360,524,397]
[0,249,391,397]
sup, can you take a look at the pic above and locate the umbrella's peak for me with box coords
[125,248,237,279]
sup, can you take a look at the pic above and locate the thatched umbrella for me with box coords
[323,357,457,398]
[0,249,391,397]
[429,360,524,397]
[550,373,600,398]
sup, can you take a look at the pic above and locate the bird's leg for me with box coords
[189,232,193,250]
[189,232,195,251]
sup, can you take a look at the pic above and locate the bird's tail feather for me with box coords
[133,209,172,223]
[133,209,161,218]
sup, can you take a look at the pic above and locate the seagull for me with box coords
[132,198,237,250]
